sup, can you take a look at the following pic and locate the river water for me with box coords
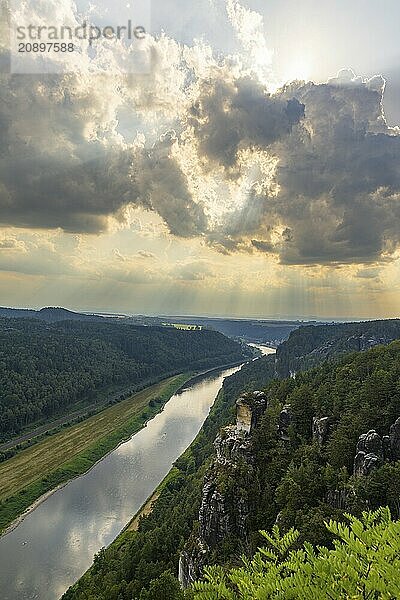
[248,343,277,357]
[0,366,242,600]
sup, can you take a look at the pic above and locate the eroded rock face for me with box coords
[356,430,382,455]
[200,426,253,547]
[278,405,292,441]
[199,478,250,547]
[179,394,262,588]
[389,418,400,460]
[312,417,331,446]
[354,420,400,476]
[236,400,252,434]
[179,545,208,589]
[236,391,267,434]
[356,433,366,453]
[214,426,252,465]
[354,450,382,476]
[354,430,383,476]
[364,430,383,456]
[363,453,382,475]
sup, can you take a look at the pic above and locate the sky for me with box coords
[0,0,400,319]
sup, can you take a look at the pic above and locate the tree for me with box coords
[191,507,400,599]
[140,571,184,600]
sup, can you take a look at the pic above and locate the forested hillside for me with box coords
[0,307,104,322]
[248,341,400,546]
[0,318,249,438]
[184,341,400,599]
[161,317,305,345]
[63,335,400,599]
[276,318,400,376]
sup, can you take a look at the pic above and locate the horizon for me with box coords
[2,303,399,324]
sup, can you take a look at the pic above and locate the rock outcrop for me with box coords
[179,542,208,590]
[389,417,400,460]
[278,405,292,441]
[178,391,266,587]
[353,419,400,477]
[354,430,383,477]
[236,391,267,434]
[312,416,331,446]
[180,371,400,591]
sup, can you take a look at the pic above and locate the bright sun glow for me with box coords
[281,58,313,84]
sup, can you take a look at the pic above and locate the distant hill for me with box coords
[0,318,250,438]
[276,318,400,377]
[0,308,327,344]
[0,306,104,323]
[159,316,323,345]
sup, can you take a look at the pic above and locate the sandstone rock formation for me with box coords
[312,416,331,446]
[389,417,400,460]
[278,405,292,441]
[354,429,383,477]
[179,392,265,587]
[236,391,267,434]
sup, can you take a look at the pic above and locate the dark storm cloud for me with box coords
[206,70,400,265]
[133,136,208,237]
[0,147,134,233]
[1,41,400,268]
[188,75,304,169]
[268,73,400,264]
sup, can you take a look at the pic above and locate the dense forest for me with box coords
[191,341,400,599]
[276,318,400,376]
[245,341,400,547]
[63,339,400,599]
[0,318,249,438]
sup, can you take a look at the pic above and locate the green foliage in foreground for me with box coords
[192,507,400,600]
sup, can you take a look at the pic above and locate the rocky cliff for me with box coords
[354,418,400,477]
[179,391,267,587]
[180,387,400,587]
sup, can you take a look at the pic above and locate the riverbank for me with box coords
[0,360,248,537]
[0,365,246,600]
[0,374,190,536]
[60,356,278,600]
[0,371,189,454]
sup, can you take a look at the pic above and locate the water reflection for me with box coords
[0,367,240,600]
[248,343,277,356]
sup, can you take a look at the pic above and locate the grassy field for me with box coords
[0,374,190,533]
[162,322,203,330]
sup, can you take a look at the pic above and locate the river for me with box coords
[0,366,242,600]
[248,343,277,356]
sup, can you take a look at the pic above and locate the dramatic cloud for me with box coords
[247,71,400,265]
[188,76,304,169]
[1,1,400,269]
[0,0,209,236]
